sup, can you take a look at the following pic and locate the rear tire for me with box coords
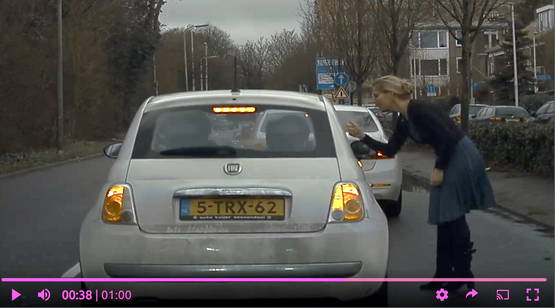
[381,192,402,218]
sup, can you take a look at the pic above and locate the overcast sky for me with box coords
[159,0,303,45]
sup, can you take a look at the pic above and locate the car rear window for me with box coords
[496,107,529,117]
[132,105,336,158]
[336,110,379,132]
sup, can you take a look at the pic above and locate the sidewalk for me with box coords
[398,146,554,228]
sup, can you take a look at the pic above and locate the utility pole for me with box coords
[183,29,189,91]
[511,3,519,106]
[57,0,63,153]
[204,42,208,91]
[191,29,195,91]
[153,54,159,95]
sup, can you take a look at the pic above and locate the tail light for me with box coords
[455,115,461,121]
[521,117,527,122]
[102,184,137,224]
[491,117,503,122]
[328,183,365,223]
[371,151,395,159]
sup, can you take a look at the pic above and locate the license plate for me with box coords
[180,198,285,221]
[507,118,519,122]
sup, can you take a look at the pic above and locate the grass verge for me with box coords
[0,140,109,175]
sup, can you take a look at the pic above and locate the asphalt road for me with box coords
[0,157,552,307]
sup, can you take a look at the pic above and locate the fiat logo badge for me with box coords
[224,163,242,175]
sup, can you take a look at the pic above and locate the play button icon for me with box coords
[11,289,21,301]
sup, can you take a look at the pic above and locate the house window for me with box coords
[456,57,463,74]
[421,32,438,48]
[439,31,448,47]
[455,30,463,47]
[414,31,449,48]
[440,59,448,75]
[421,59,448,76]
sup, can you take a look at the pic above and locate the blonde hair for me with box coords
[372,75,413,100]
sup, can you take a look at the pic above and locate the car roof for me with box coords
[145,90,325,112]
[491,105,526,109]
[333,105,370,112]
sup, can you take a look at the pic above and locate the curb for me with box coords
[402,169,554,231]
[0,153,104,179]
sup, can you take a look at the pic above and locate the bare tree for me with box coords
[434,0,507,132]
[266,29,302,74]
[238,38,269,88]
[371,0,427,76]
[302,0,380,105]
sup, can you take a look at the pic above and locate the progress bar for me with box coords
[1,278,548,282]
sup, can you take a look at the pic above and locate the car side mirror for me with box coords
[351,141,374,160]
[103,143,122,159]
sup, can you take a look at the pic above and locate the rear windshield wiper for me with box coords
[160,146,237,156]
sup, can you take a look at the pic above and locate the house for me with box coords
[403,20,506,100]
[485,4,554,93]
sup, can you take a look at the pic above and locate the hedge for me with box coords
[469,122,554,176]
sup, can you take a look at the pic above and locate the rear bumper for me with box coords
[80,209,388,300]
[104,262,362,278]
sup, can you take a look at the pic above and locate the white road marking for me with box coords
[61,262,81,278]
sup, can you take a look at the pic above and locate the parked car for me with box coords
[80,90,389,303]
[334,105,403,218]
[367,105,386,120]
[449,103,488,122]
[473,105,531,123]
[532,101,555,123]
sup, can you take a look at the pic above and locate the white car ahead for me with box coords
[80,90,389,303]
[334,105,403,217]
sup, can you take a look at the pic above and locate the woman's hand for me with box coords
[430,168,444,186]
[346,122,365,139]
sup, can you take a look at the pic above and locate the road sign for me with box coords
[316,57,345,91]
[335,86,349,100]
[334,73,349,87]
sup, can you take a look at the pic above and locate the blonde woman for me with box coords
[346,75,496,292]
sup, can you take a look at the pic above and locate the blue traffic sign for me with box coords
[334,73,349,87]
[316,57,345,91]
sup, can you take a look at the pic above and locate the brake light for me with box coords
[102,184,137,224]
[371,151,394,159]
[455,115,461,121]
[212,106,256,113]
[329,183,364,222]
[491,117,503,122]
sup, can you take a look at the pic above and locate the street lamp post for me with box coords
[511,3,519,106]
[204,42,208,91]
[190,24,209,91]
[202,55,218,91]
[183,24,208,92]
[533,31,538,93]
[57,0,63,153]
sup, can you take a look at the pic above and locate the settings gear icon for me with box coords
[435,288,449,302]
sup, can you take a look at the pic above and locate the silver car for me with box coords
[80,90,389,302]
[334,105,403,217]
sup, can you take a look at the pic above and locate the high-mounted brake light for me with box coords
[102,184,137,224]
[328,183,364,222]
[212,106,256,113]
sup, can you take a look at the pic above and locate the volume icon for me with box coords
[37,289,51,302]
